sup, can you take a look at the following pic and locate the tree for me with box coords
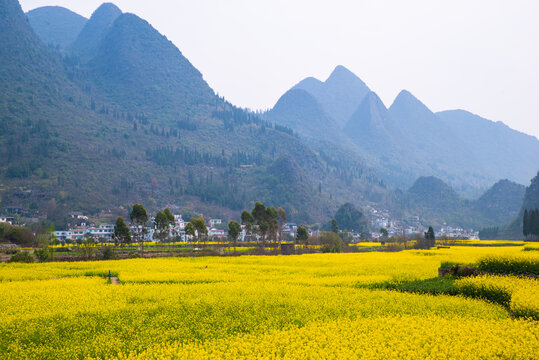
[189,217,208,247]
[296,225,309,248]
[523,209,529,237]
[130,204,148,256]
[265,206,278,243]
[241,210,254,242]
[331,218,339,234]
[154,211,169,243]
[228,220,241,253]
[319,231,344,253]
[185,222,195,242]
[335,203,367,232]
[251,202,269,248]
[380,228,388,239]
[164,208,175,225]
[424,226,436,248]
[277,207,287,244]
[252,202,266,223]
[113,216,131,246]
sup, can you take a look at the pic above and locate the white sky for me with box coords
[20,0,539,138]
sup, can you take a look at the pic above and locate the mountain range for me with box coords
[265,67,539,198]
[0,0,537,234]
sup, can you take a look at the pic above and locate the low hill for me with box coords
[402,176,524,229]
[496,171,539,239]
[473,179,525,225]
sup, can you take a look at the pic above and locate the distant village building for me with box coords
[209,228,226,237]
[209,219,222,227]
[0,216,14,225]
[2,206,22,215]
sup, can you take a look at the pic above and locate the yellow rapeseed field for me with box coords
[0,246,537,359]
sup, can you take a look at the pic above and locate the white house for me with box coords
[0,216,14,225]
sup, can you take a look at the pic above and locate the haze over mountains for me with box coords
[0,0,537,235]
[265,67,539,197]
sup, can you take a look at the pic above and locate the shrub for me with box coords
[319,232,344,253]
[101,246,115,260]
[456,281,512,307]
[9,252,35,263]
[34,248,51,262]
[477,256,539,276]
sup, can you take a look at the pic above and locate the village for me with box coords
[0,206,478,246]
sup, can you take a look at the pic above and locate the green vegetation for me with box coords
[8,252,35,263]
[0,223,35,246]
[476,256,539,276]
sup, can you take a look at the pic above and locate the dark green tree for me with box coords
[277,207,287,244]
[228,220,241,253]
[296,225,309,247]
[523,209,529,237]
[154,211,169,243]
[331,218,339,234]
[185,222,196,241]
[335,203,367,232]
[130,203,148,256]
[424,226,436,248]
[189,217,208,247]
[241,210,254,242]
[113,216,131,246]
[164,208,175,225]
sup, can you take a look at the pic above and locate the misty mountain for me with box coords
[271,66,539,197]
[263,89,343,141]
[493,171,539,239]
[437,110,539,187]
[403,176,525,229]
[70,3,122,62]
[293,65,371,127]
[26,6,87,48]
[473,179,525,225]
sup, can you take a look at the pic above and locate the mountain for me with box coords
[473,180,525,225]
[293,65,371,127]
[87,12,216,121]
[388,90,482,192]
[271,65,539,197]
[437,110,539,187]
[494,171,539,239]
[70,3,122,62]
[344,91,405,157]
[264,89,342,141]
[403,176,524,229]
[521,171,539,212]
[0,0,386,227]
[26,6,87,48]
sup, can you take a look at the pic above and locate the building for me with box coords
[209,228,226,237]
[209,219,222,227]
[0,216,14,225]
[2,206,22,215]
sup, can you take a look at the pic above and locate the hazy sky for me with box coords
[21,0,539,138]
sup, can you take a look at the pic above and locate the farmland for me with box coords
[1,245,538,359]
